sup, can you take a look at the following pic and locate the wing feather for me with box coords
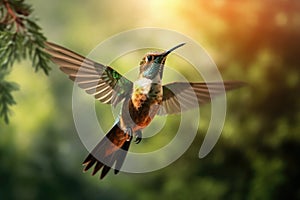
[158,81,246,115]
[45,42,133,106]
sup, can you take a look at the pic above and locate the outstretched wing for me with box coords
[45,42,133,106]
[158,81,246,115]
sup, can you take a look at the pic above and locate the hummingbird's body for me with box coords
[127,85,161,130]
[46,42,245,179]
[127,79,162,129]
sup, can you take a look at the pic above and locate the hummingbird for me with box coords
[45,42,245,179]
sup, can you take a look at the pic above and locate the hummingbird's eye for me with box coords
[146,55,153,62]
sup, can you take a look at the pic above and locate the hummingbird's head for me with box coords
[139,43,185,80]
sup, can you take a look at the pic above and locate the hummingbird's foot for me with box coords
[134,130,142,144]
[123,127,133,141]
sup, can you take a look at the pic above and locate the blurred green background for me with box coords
[1,0,299,199]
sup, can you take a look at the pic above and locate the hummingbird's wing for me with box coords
[158,81,245,115]
[45,42,133,106]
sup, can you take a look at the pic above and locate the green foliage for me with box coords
[0,70,18,123]
[0,0,50,123]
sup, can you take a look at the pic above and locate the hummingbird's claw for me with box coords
[135,137,142,144]
[123,128,142,143]
[124,127,133,141]
[134,130,142,144]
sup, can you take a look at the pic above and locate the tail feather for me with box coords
[114,140,131,174]
[83,157,96,172]
[101,164,113,179]
[83,154,94,166]
[82,123,131,179]
[92,162,104,176]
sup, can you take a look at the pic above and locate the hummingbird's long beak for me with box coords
[153,43,185,62]
[162,43,186,57]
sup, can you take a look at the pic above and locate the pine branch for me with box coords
[0,70,19,123]
[0,0,51,123]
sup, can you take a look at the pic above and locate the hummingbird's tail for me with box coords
[82,123,131,179]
